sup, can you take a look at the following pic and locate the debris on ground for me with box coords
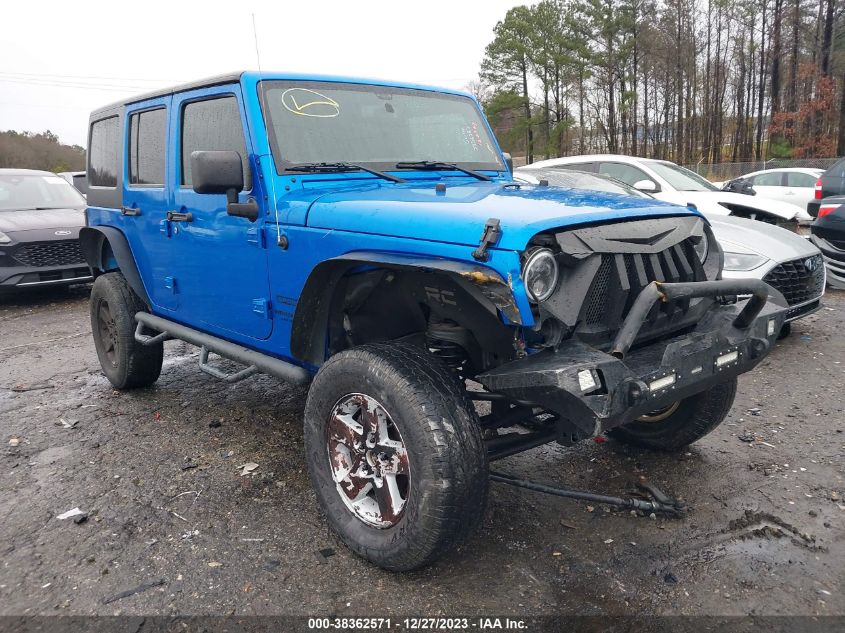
[748,408,762,416]
[262,559,281,572]
[586,505,595,513]
[180,458,198,471]
[208,420,222,428]
[832,492,841,502]
[101,579,166,604]
[8,437,20,447]
[58,418,78,429]
[603,538,614,544]
[73,513,88,524]
[738,431,756,443]
[238,462,259,476]
[56,508,85,520]
[664,572,678,584]
[317,548,336,561]
[560,519,576,529]
[208,561,222,568]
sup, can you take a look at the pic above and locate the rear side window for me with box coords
[785,172,817,188]
[128,108,167,186]
[181,96,250,189]
[89,117,119,187]
[598,162,649,186]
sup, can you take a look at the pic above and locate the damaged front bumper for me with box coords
[477,279,788,440]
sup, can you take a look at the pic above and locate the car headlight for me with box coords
[0,231,10,244]
[722,252,767,271]
[523,248,559,302]
[693,231,709,263]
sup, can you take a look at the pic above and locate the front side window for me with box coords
[181,96,250,189]
[129,108,166,186]
[0,174,86,211]
[750,172,783,186]
[89,116,119,187]
[260,81,504,172]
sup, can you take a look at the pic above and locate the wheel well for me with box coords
[79,227,151,306]
[291,261,519,374]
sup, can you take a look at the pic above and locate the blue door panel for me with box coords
[167,85,273,340]
[120,95,176,311]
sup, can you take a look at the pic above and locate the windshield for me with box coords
[0,174,86,211]
[518,168,650,198]
[646,161,718,192]
[260,81,504,173]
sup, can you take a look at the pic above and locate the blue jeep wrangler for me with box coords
[81,72,787,571]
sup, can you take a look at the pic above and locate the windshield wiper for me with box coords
[285,162,405,183]
[394,161,492,182]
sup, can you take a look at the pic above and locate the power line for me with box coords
[0,70,183,83]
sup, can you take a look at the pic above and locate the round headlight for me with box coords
[523,248,559,303]
[693,231,709,263]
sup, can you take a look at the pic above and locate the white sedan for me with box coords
[515,167,826,333]
[529,154,813,225]
[714,167,823,210]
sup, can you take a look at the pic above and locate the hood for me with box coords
[706,213,818,260]
[0,207,85,234]
[299,180,697,251]
[656,190,805,220]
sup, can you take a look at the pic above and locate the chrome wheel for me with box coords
[96,300,118,367]
[326,393,410,528]
[637,401,680,423]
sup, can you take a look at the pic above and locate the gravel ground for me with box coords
[0,285,843,618]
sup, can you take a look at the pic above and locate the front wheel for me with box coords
[609,378,737,451]
[303,343,488,571]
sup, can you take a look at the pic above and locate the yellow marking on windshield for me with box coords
[281,88,340,118]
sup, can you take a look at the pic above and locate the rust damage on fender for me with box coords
[458,267,522,325]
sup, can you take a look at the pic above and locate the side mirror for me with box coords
[633,179,659,193]
[502,152,514,173]
[190,150,258,221]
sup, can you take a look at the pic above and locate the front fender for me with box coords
[290,251,524,365]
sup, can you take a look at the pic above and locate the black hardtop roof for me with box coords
[89,71,245,119]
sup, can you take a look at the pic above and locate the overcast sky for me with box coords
[0,0,523,148]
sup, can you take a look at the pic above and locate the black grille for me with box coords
[763,255,825,306]
[578,241,703,344]
[13,241,84,268]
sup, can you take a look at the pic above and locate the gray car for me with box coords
[0,169,92,292]
[515,167,825,333]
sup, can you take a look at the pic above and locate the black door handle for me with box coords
[121,206,141,216]
[166,211,193,222]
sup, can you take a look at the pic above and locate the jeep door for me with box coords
[167,85,272,340]
[122,97,177,310]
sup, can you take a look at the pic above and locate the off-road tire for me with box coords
[609,378,737,451]
[777,322,792,339]
[90,272,163,389]
[303,342,488,571]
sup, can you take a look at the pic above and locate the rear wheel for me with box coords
[90,272,163,389]
[609,378,737,451]
[303,342,488,571]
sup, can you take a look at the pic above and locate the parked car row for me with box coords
[708,158,845,288]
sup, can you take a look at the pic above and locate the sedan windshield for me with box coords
[0,174,86,211]
[646,161,719,192]
[260,81,505,173]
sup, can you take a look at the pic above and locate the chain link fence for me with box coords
[685,158,840,182]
